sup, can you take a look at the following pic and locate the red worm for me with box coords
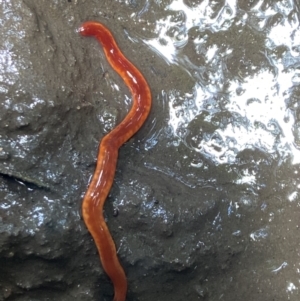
[78,21,151,301]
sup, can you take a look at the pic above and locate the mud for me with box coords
[0,1,300,301]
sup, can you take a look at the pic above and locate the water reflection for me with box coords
[144,0,300,166]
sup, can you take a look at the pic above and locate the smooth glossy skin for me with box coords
[79,21,151,301]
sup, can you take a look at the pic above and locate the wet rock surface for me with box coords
[0,0,300,300]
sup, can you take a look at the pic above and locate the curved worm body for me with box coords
[79,22,151,301]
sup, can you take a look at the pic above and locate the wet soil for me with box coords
[0,1,300,301]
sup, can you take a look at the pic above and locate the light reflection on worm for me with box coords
[79,21,152,301]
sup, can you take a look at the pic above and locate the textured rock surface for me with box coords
[0,1,300,301]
